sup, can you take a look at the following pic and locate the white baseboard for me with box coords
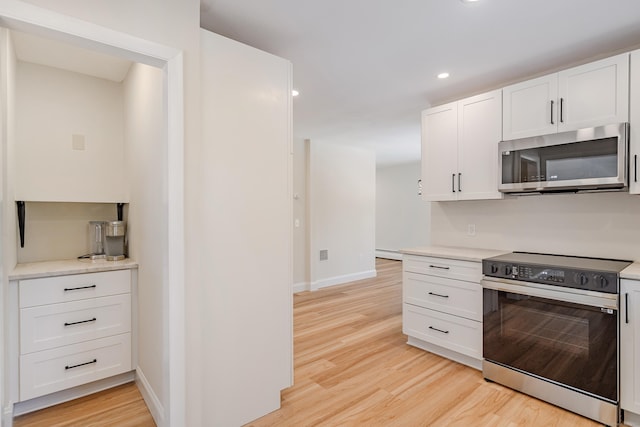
[136,367,164,427]
[375,250,403,260]
[625,410,640,427]
[12,371,135,417]
[311,269,377,291]
[293,281,310,293]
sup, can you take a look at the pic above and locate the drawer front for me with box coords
[20,294,132,354]
[20,333,132,401]
[404,272,481,321]
[403,255,481,283]
[20,270,131,308]
[403,304,481,359]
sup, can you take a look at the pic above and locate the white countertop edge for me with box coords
[399,246,509,263]
[621,263,640,280]
[9,258,139,280]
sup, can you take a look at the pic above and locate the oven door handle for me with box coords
[481,278,618,310]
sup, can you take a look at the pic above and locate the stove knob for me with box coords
[491,264,499,274]
[575,273,588,286]
[595,275,608,289]
[505,265,512,276]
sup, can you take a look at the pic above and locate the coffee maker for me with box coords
[105,220,126,261]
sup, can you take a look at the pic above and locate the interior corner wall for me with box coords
[292,137,309,291]
[309,141,376,290]
[123,62,166,421]
[376,161,430,258]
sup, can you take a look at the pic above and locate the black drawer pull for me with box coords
[429,326,449,334]
[428,292,449,298]
[626,293,629,324]
[64,317,97,327]
[64,284,96,292]
[428,265,450,270]
[65,359,97,370]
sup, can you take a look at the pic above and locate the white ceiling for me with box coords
[200,0,640,166]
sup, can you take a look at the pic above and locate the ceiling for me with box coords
[200,0,640,166]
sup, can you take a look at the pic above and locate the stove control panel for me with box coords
[482,260,618,293]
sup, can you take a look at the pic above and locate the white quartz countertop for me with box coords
[9,258,138,280]
[621,262,640,280]
[400,246,509,263]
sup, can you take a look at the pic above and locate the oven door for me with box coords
[482,278,618,403]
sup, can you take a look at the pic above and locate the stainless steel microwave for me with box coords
[499,123,628,194]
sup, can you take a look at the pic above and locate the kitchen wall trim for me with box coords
[0,2,186,426]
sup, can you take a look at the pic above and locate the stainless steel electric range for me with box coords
[481,252,632,427]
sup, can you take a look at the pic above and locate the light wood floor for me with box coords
[13,258,617,426]
[247,258,605,427]
[12,382,155,427]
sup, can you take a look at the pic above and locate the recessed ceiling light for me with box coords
[437,72,450,79]
[292,89,299,97]
[461,0,480,3]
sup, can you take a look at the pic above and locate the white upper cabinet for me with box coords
[503,53,629,140]
[421,102,458,201]
[630,49,640,194]
[422,90,502,202]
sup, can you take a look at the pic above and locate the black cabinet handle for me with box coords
[65,359,97,370]
[64,284,96,292]
[560,98,564,123]
[428,292,449,298]
[550,100,555,125]
[451,173,455,193]
[626,293,629,324]
[635,155,637,183]
[428,265,450,270]
[64,317,97,327]
[458,173,462,192]
[429,326,449,334]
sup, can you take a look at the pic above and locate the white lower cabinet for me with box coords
[16,270,133,401]
[402,254,483,369]
[621,279,640,422]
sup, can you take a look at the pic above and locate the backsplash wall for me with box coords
[430,191,640,261]
[17,202,124,263]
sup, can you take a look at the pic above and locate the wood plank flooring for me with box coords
[247,258,604,427]
[12,258,618,426]
[12,382,155,427]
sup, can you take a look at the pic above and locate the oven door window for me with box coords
[483,289,617,402]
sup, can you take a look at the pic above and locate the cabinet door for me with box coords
[630,50,640,194]
[621,279,640,414]
[503,74,558,140]
[558,53,629,132]
[458,90,503,201]
[421,102,458,201]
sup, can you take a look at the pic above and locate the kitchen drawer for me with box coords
[403,303,481,359]
[19,270,131,308]
[404,272,481,321]
[20,294,131,354]
[403,255,481,283]
[20,333,132,401]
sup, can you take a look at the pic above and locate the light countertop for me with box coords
[621,263,640,280]
[400,246,509,263]
[9,258,138,280]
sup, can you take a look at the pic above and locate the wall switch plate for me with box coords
[467,224,476,236]
[320,249,328,261]
[72,134,85,151]
[294,219,300,228]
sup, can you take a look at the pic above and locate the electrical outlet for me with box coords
[467,224,476,236]
[72,134,85,151]
[320,249,328,261]
[294,219,300,228]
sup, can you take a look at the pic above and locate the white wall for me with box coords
[376,161,430,259]
[431,192,640,260]
[123,62,165,422]
[14,62,126,202]
[292,138,309,289]
[309,141,376,290]
[199,29,292,426]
